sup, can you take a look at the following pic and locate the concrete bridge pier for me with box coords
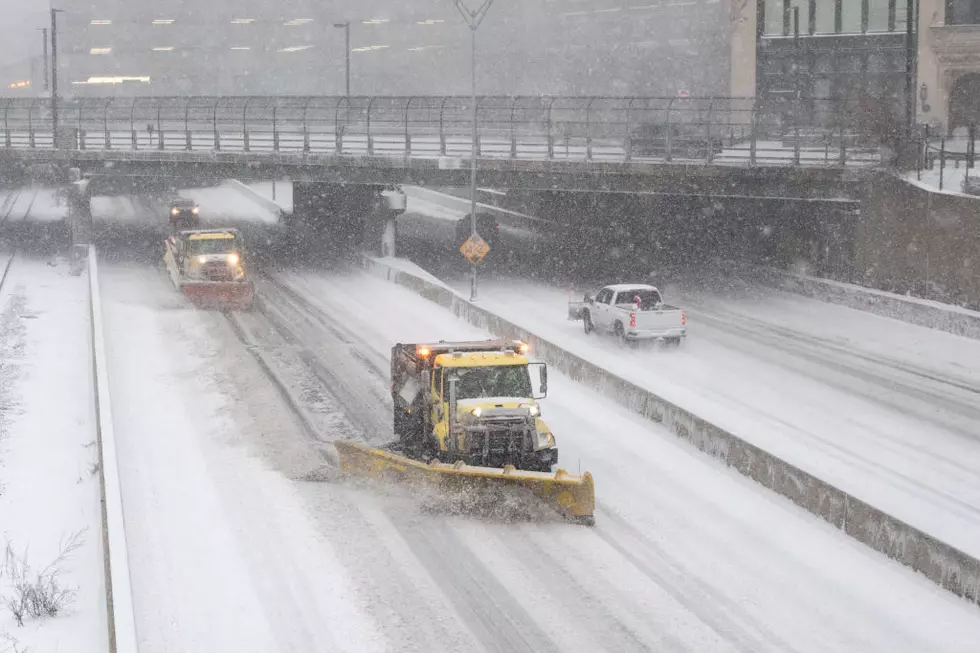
[287,182,406,263]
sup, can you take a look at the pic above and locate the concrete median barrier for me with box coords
[754,266,980,341]
[362,254,980,607]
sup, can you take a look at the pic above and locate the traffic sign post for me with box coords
[460,233,490,265]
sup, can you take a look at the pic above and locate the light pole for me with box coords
[905,0,917,139]
[37,27,49,92]
[333,21,351,96]
[50,8,64,144]
[452,0,495,301]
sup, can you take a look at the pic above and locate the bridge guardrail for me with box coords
[0,95,883,167]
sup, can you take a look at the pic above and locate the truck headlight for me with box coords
[534,427,554,450]
[471,407,482,418]
[528,405,540,417]
[197,255,207,265]
[233,266,245,280]
[227,253,240,266]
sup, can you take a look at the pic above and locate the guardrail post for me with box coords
[213,99,221,152]
[439,97,448,155]
[706,98,716,164]
[242,98,251,152]
[157,104,164,150]
[273,105,279,152]
[510,97,519,159]
[838,123,846,166]
[404,97,414,156]
[546,97,555,159]
[585,99,595,160]
[3,100,10,148]
[103,99,111,149]
[624,98,635,161]
[793,124,801,165]
[366,97,376,156]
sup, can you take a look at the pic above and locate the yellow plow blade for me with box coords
[334,441,595,525]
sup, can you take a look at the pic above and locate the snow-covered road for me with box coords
[270,269,980,652]
[440,276,980,561]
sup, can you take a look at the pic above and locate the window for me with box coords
[596,289,614,304]
[946,0,980,25]
[186,238,238,255]
[445,366,532,400]
[613,289,664,308]
[841,0,862,32]
[868,0,892,32]
[764,0,786,35]
[814,0,836,33]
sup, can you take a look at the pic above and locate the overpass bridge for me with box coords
[0,95,881,198]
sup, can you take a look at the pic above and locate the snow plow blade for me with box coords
[181,281,254,311]
[334,440,595,525]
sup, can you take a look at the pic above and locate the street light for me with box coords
[333,21,351,96]
[452,0,495,302]
[51,8,65,144]
[37,27,49,92]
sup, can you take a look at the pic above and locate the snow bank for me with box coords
[755,267,980,340]
[361,255,980,607]
[228,179,291,215]
[0,257,107,652]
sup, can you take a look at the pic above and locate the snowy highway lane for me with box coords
[272,268,980,652]
[443,277,980,560]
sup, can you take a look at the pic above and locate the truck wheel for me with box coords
[583,311,594,334]
[614,322,628,347]
[663,337,682,349]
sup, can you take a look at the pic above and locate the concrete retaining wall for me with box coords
[88,246,139,653]
[363,255,980,606]
[755,267,980,340]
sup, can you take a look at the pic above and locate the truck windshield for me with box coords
[187,239,238,256]
[444,365,532,400]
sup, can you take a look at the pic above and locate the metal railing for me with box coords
[0,95,884,167]
[914,124,979,194]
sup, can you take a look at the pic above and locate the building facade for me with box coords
[731,0,980,132]
[2,1,731,99]
[918,0,980,130]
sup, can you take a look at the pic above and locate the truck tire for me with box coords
[615,322,637,349]
[583,311,595,334]
[663,337,682,349]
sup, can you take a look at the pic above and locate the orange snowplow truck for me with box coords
[163,229,254,311]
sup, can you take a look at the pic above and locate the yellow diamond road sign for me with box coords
[460,233,490,264]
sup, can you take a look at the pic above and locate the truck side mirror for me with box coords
[529,362,548,399]
[585,294,594,304]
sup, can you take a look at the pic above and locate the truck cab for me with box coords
[392,340,557,472]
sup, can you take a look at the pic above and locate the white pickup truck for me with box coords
[568,284,686,347]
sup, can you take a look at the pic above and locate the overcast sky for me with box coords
[0,1,49,67]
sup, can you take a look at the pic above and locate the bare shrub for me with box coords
[0,633,27,653]
[1,531,84,626]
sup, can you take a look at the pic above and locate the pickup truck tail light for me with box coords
[629,312,636,328]
[681,311,687,325]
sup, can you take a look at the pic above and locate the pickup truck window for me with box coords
[596,289,613,304]
[613,289,663,309]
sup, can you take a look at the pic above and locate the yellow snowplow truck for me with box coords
[334,340,595,524]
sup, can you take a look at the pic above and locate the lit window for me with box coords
[152,19,175,25]
[351,44,390,52]
[90,47,112,55]
[278,45,313,52]
[284,18,314,26]
[152,46,174,52]
[90,19,112,25]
